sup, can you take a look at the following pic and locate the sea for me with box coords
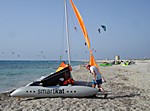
[0,60,84,93]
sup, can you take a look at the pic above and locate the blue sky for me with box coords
[0,0,150,60]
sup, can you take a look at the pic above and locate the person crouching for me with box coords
[86,64,107,98]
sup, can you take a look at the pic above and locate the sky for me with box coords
[0,0,150,60]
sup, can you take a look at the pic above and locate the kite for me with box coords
[101,25,106,31]
[60,55,62,59]
[98,28,101,33]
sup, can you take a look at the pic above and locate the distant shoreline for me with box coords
[0,58,150,62]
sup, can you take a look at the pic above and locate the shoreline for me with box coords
[0,60,150,111]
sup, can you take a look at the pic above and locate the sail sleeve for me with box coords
[70,0,90,50]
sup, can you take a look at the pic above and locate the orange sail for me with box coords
[70,0,99,69]
[70,0,90,50]
[89,51,99,69]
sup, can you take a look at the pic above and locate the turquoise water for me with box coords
[0,60,83,93]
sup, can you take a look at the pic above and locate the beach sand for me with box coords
[0,60,150,111]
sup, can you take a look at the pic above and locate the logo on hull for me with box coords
[38,88,65,94]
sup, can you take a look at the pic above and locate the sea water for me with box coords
[0,60,84,93]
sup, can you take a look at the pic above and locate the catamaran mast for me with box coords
[64,0,71,65]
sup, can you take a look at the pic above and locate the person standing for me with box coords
[86,64,107,98]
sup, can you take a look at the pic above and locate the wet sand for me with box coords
[0,60,150,111]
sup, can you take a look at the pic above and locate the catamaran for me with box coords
[10,0,99,98]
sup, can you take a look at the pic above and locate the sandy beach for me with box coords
[0,60,150,111]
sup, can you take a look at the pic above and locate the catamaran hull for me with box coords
[10,86,98,98]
